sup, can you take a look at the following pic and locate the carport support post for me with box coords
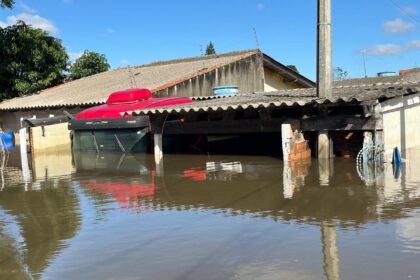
[154,133,164,176]
[151,114,167,176]
[281,124,293,162]
[318,131,332,186]
[318,131,331,159]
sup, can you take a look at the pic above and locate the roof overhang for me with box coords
[262,53,316,88]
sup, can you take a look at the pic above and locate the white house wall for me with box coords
[381,92,420,156]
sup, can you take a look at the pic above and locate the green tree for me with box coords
[1,0,14,8]
[287,65,299,73]
[333,67,349,81]
[0,21,68,99]
[70,50,110,80]
[205,41,216,55]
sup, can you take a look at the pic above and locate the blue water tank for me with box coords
[212,85,239,96]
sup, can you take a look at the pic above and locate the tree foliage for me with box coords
[0,21,68,100]
[287,65,299,73]
[70,50,110,80]
[205,41,216,55]
[333,67,348,81]
[1,0,14,8]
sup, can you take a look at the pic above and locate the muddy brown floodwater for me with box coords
[0,148,420,280]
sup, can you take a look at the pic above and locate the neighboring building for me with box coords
[334,69,420,156]
[0,49,314,136]
[333,68,420,87]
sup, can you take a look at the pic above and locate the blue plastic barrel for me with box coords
[0,131,15,150]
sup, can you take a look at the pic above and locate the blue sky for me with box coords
[1,0,419,81]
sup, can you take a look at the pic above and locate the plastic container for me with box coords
[0,131,15,150]
[212,85,239,96]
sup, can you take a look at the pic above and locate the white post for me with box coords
[154,134,164,176]
[19,128,31,188]
[318,158,331,186]
[283,163,295,199]
[281,124,292,162]
[318,131,331,159]
[318,131,331,186]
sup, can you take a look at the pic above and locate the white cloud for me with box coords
[106,27,114,33]
[401,6,417,15]
[256,3,265,11]
[408,40,420,48]
[384,18,415,34]
[18,2,37,14]
[0,13,58,34]
[358,40,420,56]
[62,0,73,4]
[68,52,83,61]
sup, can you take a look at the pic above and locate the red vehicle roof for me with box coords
[76,88,193,119]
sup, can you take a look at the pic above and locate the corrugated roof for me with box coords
[333,69,420,87]
[128,82,420,115]
[0,50,261,110]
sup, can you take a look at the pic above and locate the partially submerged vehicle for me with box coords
[69,88,192,153]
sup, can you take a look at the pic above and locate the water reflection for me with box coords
[0,147,419,279]
[283,160,310,199]
[74,152,155,211]
[0,181,81,279]
[73,152,420,279]
[0,150,80,279]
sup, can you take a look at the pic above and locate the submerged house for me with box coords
[0,49,314,143]
[123,70,420,161]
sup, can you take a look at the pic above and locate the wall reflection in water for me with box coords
[0,149,79,280]
[0,146,419,279]
[283,159,310,199]
[73,151,420,280]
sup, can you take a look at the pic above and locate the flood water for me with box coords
[1,148,420,280]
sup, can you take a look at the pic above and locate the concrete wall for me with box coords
[381,92,420,156]
[263,68,303,92]
[0,107,82,145]
[154,53,265,97]
[30,122,72,155]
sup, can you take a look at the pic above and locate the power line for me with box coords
[388,0,420,24]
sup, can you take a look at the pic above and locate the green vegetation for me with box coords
[0,21,68,100]
[287,65,299,73]
[0,0,14,8]
[0,22,111,100]
[205,41,216,55]
[333,67,349,80]
[70,50,110,80]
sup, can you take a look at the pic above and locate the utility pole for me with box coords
[317,0,332,98]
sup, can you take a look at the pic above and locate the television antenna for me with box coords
[253,28,260,49]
